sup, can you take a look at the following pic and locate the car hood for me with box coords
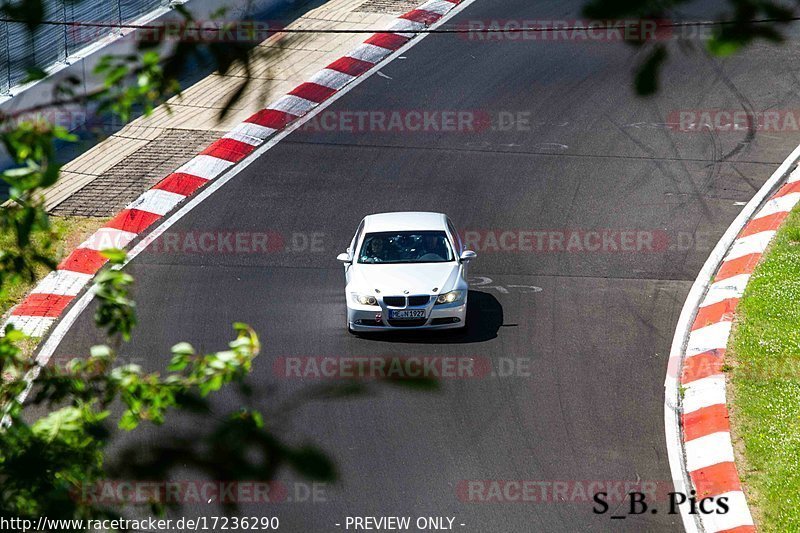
[350,262,462,295]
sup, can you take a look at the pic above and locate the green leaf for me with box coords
[168,352,189,372]
[119,410,140,430]
[21,67,48,84]
[142,51,160,66]
[250,409,264,428]
[2,324,27,342]
[707,36,743,57]
[90,345,112,360]
[3,166,36,179]
[99,248,127,264]
[53,126,78,142]
[39,161,61,188]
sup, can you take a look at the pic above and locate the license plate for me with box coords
[389,309,426,320]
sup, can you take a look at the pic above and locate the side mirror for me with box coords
[460,250,477,262]
[337,252,352,263]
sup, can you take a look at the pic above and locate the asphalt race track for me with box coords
[49,0,800,531]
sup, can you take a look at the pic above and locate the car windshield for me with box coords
[358,231,454,264]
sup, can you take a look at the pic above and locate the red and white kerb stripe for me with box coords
[2,0,463,338]
[680,165,800,533]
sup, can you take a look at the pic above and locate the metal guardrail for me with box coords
[1,0,169,95]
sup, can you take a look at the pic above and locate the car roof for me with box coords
[362,212,448,233]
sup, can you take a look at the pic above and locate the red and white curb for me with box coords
[666,146,800,533]
[1,0,465,339]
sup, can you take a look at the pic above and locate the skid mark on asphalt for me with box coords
[468,276,543,295]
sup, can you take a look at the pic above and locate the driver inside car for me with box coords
[421,233,450,261]
[361,237,384,263]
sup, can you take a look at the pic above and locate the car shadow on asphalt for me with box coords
[354,291,503,344]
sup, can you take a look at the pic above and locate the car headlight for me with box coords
[352,293,378,306]
[435,290,464,305]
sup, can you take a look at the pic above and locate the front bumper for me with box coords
[347,299,466,332]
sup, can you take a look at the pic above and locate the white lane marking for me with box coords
[702,491,754,532]
[682,375,727,414]
[175,154,233,180]
[685,321,733,358]
[32,271,93,296]
[753,191,800,220]
[309,68,355,91]
[788,165,800,183]
[126,189,186,216]
[31,0,481,396]
[684,432,735,471]
[662,30,800,533]
[700,274,750,307]
[724,230,775,261]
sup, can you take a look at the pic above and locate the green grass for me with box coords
[728,205,800,531]
[0,216,107,318]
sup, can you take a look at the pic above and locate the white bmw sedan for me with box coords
[337,212,477,333]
